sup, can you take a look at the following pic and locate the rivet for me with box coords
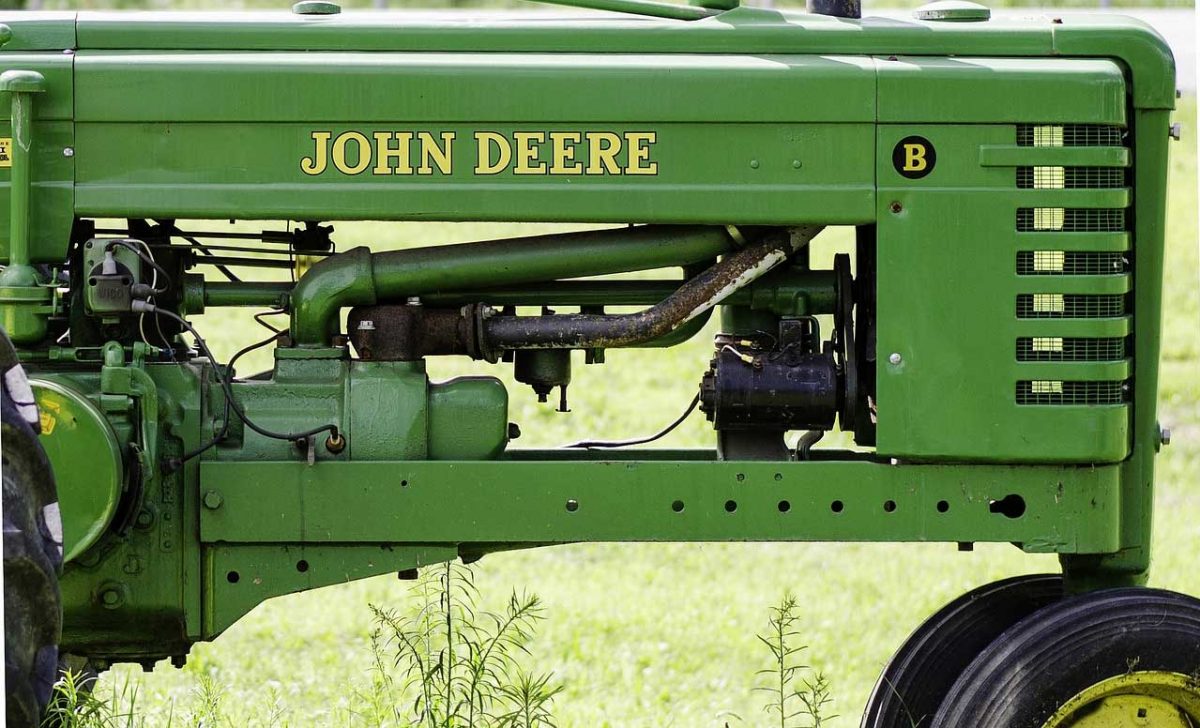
[749,159,760,169]
[62,147,74,158]
[889,352,903,365]
[792,159,802,169]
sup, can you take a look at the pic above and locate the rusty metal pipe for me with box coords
[480,226,822,356]
[291,224,742,346]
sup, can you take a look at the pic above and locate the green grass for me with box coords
[82,99,1200,727]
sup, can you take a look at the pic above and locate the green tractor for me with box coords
[0,0,1194,724]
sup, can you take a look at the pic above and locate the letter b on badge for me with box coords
[892,136,935,179]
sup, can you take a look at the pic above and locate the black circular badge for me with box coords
[892,136,936,179]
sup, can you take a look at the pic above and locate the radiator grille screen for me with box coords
[1016,124,1125,147]
[1016,166,1126,189]
[1017,208,1126,232]
[1010,122,1131,414]
[1016,337,1126,362]
[1016,380,1126,405]
[1016,251,1127,275]
[1016,293,1125,319]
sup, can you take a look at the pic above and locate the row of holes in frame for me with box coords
[563,494,1026,518]
[222,495,1027,584]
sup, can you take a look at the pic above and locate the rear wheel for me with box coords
[2,332,63,727]
[931,588,1200,728]
[861,574,1064,728]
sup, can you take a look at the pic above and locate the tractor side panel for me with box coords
[71,52,877,226]
[0,51,74,265]
[873,58,1133,463]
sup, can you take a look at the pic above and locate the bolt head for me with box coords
[888,352,903,365]
[99,587,125,609]
[202,490,224,510]
[1161,426,1172,446]
[62,147,74,158]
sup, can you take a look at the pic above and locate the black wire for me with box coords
[147,306,339,448]
[174,330,284,466]
[104,240,171,293]
[253,309,287,335]
[562,394,700,449]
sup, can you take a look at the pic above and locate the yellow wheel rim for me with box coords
[1042,672,1200,728]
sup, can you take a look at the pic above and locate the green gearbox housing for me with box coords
[0,0,1178,688]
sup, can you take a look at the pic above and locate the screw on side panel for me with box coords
[1169,123,1182,141]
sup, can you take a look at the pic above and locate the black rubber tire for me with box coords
[3,353,63,727]
[860,574,1064,728]
[931,587,1200,728]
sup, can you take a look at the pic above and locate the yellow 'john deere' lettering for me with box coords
[301,130,658,177]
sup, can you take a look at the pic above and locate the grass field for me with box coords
[82,100,1200,727]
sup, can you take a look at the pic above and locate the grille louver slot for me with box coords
[1016,124,1125,147]
[1016,337,1126,362]
[1016,380,1126,406]
[1017,208,1126,232]
[1016,167,1126,189]
[1016,293,1125,319]
[1016,251,1126,276]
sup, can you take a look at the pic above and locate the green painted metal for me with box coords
[30,378,125,562]
[62,10,1174,110]
[0,4,1175,672]
[199,459,1120,548]
[197,280,290,310]
[0,67,51,343]
[523,0,718,21]
[874,123,1133,463]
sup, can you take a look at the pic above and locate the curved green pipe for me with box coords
[290,225,738,347]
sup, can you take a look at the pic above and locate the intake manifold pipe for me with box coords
[478,226,823,359]
[289,225,743,347]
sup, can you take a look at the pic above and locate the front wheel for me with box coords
[861,574,1064,728]
[2,331,63,727]
[931,587,1200,728]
